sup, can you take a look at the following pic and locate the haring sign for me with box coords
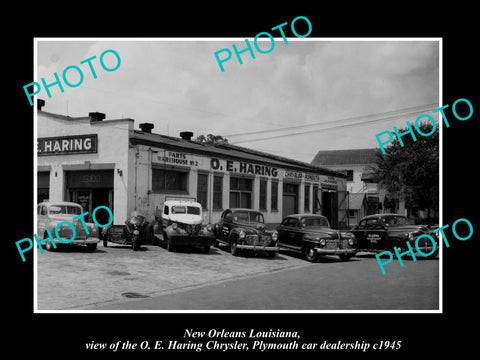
[210,158,279,177]
[37,134,98,156]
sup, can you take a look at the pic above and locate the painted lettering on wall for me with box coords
[210,158,278,177]
[284,170,303,179]
[156,151,199,166]
[37,134,98,156]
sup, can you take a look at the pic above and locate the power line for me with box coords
[225,103,437,138]
[230,108,439,144]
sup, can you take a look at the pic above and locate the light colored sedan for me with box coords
[37,201,100,251]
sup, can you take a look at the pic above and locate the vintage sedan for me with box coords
[102,212,148,251]
[277,214,357,262]
[214,208,278,257]
[153,200,216,253]
[37,201,100,251]
[350,213,438,257]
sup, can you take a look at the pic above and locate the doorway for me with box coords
[69,188,113,223]
[282,182,298,218]
[66,169,114,223]
[322,190,338,227]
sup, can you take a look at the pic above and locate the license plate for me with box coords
[326,241,338,250]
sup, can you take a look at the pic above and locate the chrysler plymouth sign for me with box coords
[37,134,98,156]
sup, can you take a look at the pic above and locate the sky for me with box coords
[36,39,440,163]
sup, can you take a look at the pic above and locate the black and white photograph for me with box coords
[33,38,441,312]
[7,6,478,358]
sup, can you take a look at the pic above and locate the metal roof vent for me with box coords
[139,123,154,133]
[179,131,194,141]
[89,112,106,122]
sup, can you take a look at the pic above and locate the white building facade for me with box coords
[37,108,349,228]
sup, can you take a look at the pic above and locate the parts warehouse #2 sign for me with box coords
[37,134,98,156]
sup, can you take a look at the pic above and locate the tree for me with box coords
[374,122,439,223]
[195,134,229,145]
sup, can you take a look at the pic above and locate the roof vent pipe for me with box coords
[139,123,154,133]
[89,112,106,122]
[179,131,194,141]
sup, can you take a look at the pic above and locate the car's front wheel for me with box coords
[230,241,240,256]
[132,236,140,251]
[86,243,97,252]
[267,251,276,258]
[103,233,108,247]
[303,246,318,262]
[45,235,56,252]
[167,237,175,252]
[338,253,353,261]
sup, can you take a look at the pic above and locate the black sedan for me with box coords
[277,214,357,262]
[350,213,438,257]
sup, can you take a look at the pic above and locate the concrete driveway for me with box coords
[36,242,309,310]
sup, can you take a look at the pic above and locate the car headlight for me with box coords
[206,224,213,232]
[319,238,326,246]
[271,231,278,241]
[88,225,98,237]
[133,230,140,235]
[348,238,355,246]
[239,230,246,239]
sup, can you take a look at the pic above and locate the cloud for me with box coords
[36,39,439,162]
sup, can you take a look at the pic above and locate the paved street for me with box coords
[36,242,439,311]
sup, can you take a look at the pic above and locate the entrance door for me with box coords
[70,188,112,223]
[66,170,114,223]
[322,191,335,227]
[282,182,298,218]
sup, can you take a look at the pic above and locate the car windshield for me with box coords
[300,217,329,228]
[233,211,264,223]
[172,205,201,215]
[381,215,412,226]
[49,205,82,215]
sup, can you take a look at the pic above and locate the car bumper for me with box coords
[57,237,100,245]
[169,235,217,247]
[236,244,279,252]
[314,247,357,256]
[414,245,437,255]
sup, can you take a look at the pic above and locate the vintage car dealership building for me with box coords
[37,104,348,228]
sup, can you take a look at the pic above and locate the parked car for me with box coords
[103,212,148,251]
[350,213,438,257]
[152,200,216,253]
[214,208,278,257]
[277,214,357,262]
[37,201,100,252]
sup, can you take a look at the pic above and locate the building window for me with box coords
[230,177,252,208]
[37,171,50,203]
[213,175,223,210]
[346,170,354,182]
[152,168,188,193]
[197,173,208,209]
[271,180,278,211]
[259,179,267,211]
[348,209,356,218]
[304,184,310,212]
